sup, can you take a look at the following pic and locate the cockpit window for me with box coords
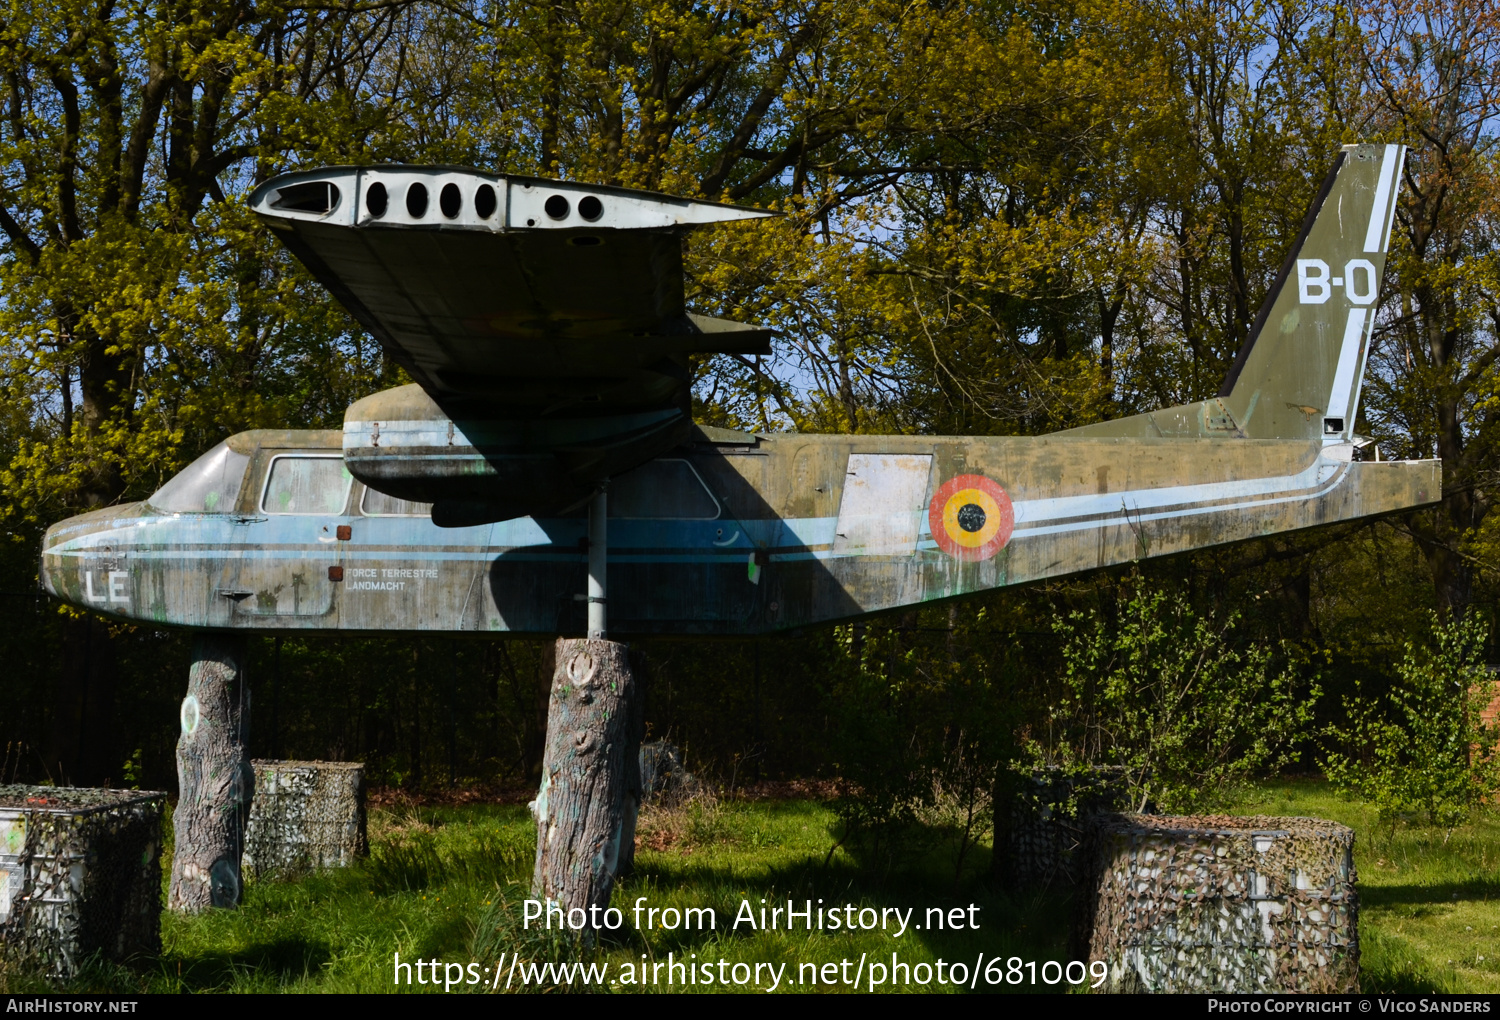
[260,455,352,515]
[360,487,432,517]
[148,442,251,514]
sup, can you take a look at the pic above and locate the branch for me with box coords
[48,69,83,242]
[699,19,820,198]
[121,60,173,218]
[0,202,42,263]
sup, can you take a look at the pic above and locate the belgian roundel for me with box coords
[929,474,1014,561]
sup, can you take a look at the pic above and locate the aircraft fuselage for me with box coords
[41,426,1438,636]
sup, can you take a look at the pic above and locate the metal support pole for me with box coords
[587,487,607,640]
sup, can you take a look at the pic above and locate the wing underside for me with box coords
[253,166,774,418]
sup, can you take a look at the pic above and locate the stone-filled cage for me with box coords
[243,760,367,878]
[0,785,166,976]
[1078,814,1358,993]
[998,766,1135,889]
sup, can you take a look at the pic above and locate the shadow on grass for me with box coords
[1360,878,1500,908]
[168,933,334,991]
[3,934,338,995]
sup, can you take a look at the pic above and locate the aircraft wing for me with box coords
[249,167,774,418]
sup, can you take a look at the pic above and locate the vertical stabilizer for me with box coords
[1062,142,1405,441]
[1220,142,1405,440]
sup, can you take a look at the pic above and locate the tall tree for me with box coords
[1353,0,1500,616]
[0,0,419,780]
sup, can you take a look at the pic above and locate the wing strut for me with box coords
[588,487,608,640]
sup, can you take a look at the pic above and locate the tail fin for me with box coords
[1221,142,1405,440]
[1063,142,1405,441]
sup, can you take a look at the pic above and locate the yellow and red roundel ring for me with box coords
[929,474,1014,561]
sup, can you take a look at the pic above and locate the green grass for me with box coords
[4,798,1070,993]
[1229,780,1500,994]
[4,782,1497,993]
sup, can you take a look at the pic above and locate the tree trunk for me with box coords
[616,654,645,879]
[989,766,1017,889]
[530,638,643,929]
[169,633,252,913]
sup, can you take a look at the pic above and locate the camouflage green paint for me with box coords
[39,144,1439,637]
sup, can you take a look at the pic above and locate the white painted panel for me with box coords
[1326,307,1367,422]
[1363,144,1401,253]
[833,454,933,556]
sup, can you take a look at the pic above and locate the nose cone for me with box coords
[40,522,61,598]
[40,503,147,606]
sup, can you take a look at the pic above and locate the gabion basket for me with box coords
[1078,814,1358,994]
[1001,766,1135,889]
[0,785,166,977]
[243,760,366,878]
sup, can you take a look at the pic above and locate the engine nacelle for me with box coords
[343,384,691,525]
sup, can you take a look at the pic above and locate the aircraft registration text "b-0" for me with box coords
[1297,259,1379,305]
[84,570,130,605]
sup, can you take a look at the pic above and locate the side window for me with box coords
[609,459,720,519]
[260,455,352,515]
[148,441,251,514]
[360,487,433,517]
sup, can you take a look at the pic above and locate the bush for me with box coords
[823,620,1010,882]
[1035,582,1318,813]
[1324,612,1500,828]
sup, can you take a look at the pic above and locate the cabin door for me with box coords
[228,453,349,620]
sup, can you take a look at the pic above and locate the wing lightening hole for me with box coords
[439,183,461,219]
[475,184,497,218]
[406,182,429,218]
[578,195,603,221]
[273,181,340,214]
[545,195,569,219]
[365,182,387,217]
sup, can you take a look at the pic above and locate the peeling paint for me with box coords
[39,433,1440,637]
[529,770,551,827]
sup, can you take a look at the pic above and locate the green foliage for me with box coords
[825,627,939,872]
[120,748,143,790]
[1324,612,1500,829]
[1036,580,1319,813]
[821,606,1027,884]
[0,0,409,525]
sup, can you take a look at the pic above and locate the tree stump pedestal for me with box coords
[169,634,252,912]
[530,638,643,930]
